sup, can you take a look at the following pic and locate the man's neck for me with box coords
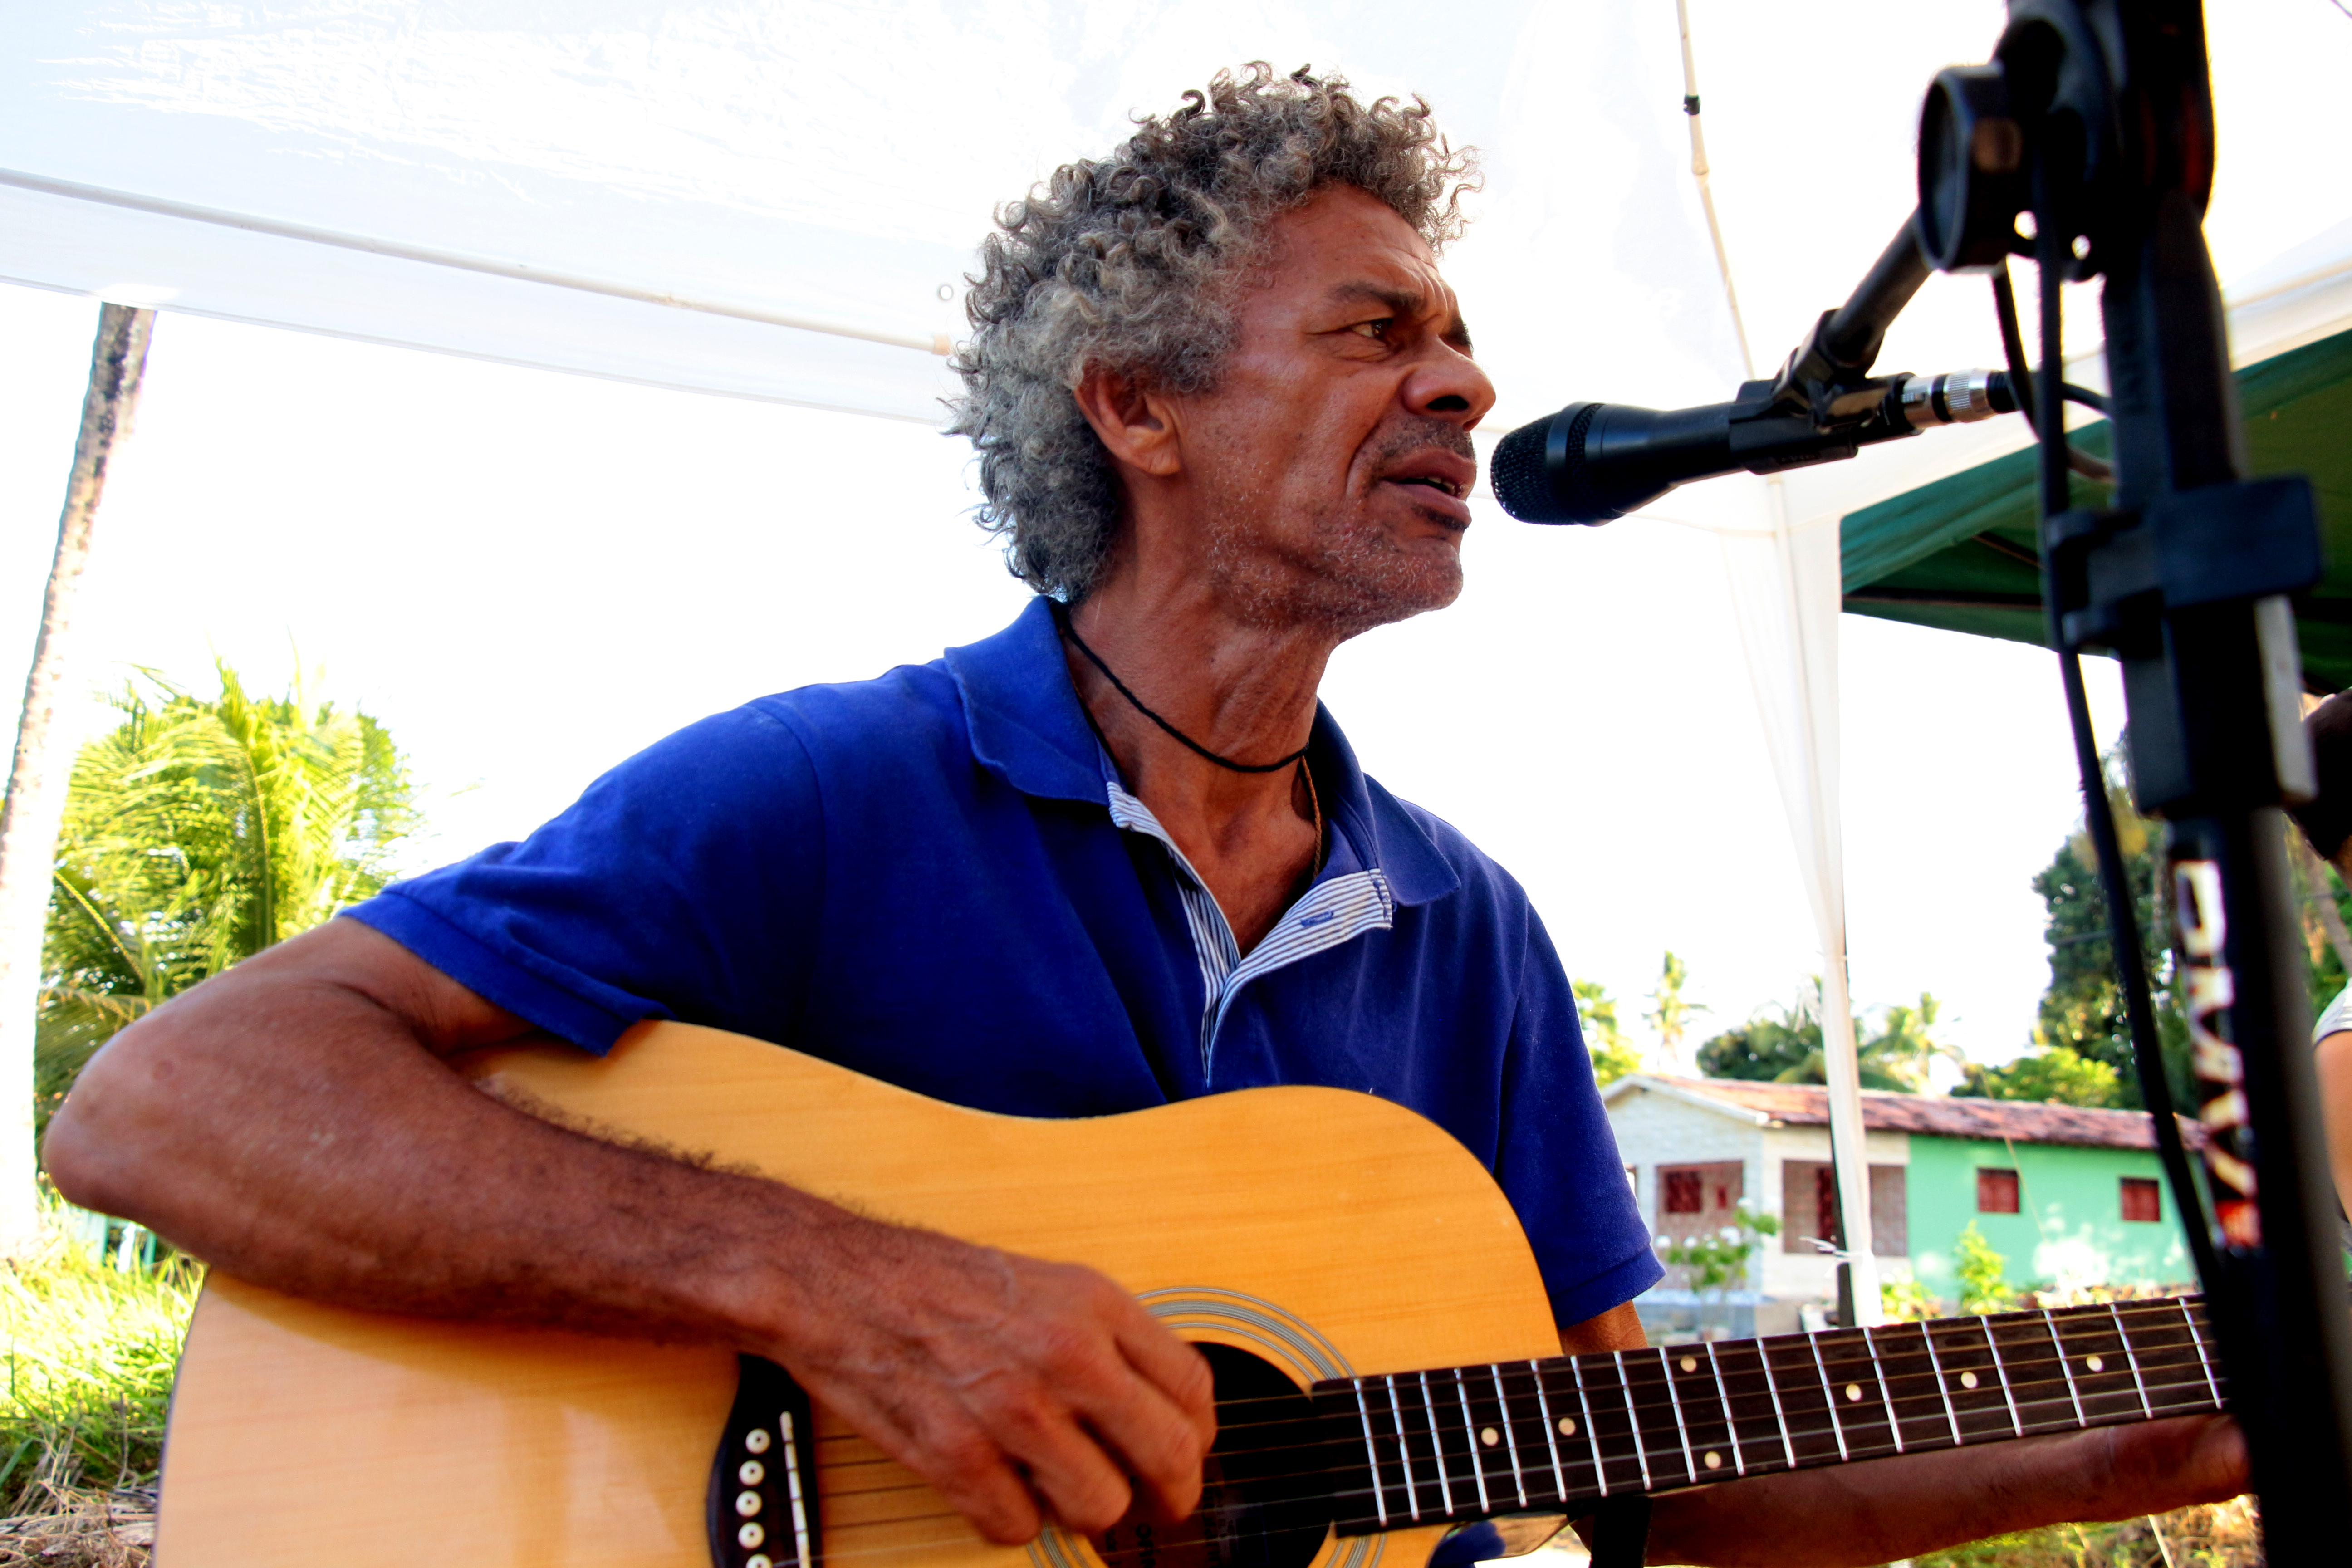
[1063,580,1335,954]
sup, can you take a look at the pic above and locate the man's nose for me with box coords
[1406,345,1496,428]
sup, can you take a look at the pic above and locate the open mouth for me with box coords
[1385,474,1468,500]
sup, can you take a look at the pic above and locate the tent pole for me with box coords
[1675,0,1754,380]
[0,302,154,1254]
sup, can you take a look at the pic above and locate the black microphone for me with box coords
[1490,368,2017,525]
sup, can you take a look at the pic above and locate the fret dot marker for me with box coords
[1960,1371,1978,1389]
[1845,1383,1862,1402]
[2085,1355,2104,1372]
[1480,1426,1499,1447]
[1680,1356,1697,1373]
[1704,1450,1722,1470]
[1558,1417,1577,1436]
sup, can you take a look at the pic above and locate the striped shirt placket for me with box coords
[1104,782,1394,1081]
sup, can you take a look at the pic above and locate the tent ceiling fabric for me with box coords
[1838,225,2352,692]
[0,0,1588,425]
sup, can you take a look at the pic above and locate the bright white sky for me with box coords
[1,2,2345,1072]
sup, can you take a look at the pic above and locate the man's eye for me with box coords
[1348,319,1392,341]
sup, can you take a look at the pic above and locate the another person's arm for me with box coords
[43,918,1215,1545]
[2315,1027,2352,1219]
[1559,1304,2244,1567]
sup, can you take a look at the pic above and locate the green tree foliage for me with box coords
[1953,1221,2014,1314]
[1955,1044,2122,1107]
[1696,980,1955,1091]
[1573,979,1643,1087]
[37,663,419,1134]
[2027,765,2174,1107]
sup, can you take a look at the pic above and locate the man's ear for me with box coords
[1072,367,1182,478]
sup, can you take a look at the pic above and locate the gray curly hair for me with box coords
[946,64,1477,602]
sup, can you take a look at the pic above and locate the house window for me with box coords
[1655,1161,1744,1245]
[1977,1168,2021,1214]
[1780,1161,1907,1255]
[2120,1176,2163,1223]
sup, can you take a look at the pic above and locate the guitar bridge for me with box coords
[708,1355,822,1568]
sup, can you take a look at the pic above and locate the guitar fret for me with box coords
[1658,1346,1733,1480]
[1708,1338,1786,1477]
[1615,1350,1651,1490]
[1351,1381,1389,1529]
[1490,1365,1528,1509]
[2053,1305,2141,1422]
[1454,1371,1490,1514]
[2109,1303,2154,1420]
[1385,1376,1422,1523]
[1872,1321,1944,1452]
[1658,1348,1695,1484]
[1862,1327,1902,1453]
[2043,1309,2086,1428]
[1758,1336,1798,1469]
[1529,1359,1571,1503]
[1808,1332,1849,1462]
[1919,1319,1963,1444]
[1928,1318,2013,1443]
[1705,1343,1745,1476]
[1980,1319,2023,1438]
[1569,1355,1608,1497]
[1418,1372,1454,1516]
[2182,1300,2220,1406]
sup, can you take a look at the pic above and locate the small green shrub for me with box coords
[0,1217,200,1516]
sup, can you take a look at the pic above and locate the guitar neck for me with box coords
[1309,1294,2223,1534]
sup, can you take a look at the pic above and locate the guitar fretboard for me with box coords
[1308,1295,2222,1534]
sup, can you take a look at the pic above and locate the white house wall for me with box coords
[1755,1123,1912,1303]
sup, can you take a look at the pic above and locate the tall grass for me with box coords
[0,1217,198,1518]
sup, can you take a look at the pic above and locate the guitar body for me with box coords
[156,1021,1563,1568]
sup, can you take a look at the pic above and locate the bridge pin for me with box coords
[746,1429,773,1454]
[739,1522,766,1550]
[740,1460,767,1486]
[738,1490,763,1518]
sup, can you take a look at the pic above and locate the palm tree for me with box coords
[37,663,419,1136]
[1697,981,1960,1092]
[0,304,156,1252]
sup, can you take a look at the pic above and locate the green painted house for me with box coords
[1602,1074,2195,1334]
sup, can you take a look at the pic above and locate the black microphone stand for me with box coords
[1904,3,2352,1553]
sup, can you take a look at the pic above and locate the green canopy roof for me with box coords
[1841,328,2352,691]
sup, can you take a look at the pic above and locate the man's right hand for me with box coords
[42,917,1214,1546]
[769,1220,1215,1542]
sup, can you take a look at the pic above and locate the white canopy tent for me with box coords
[5,2,2348,1312]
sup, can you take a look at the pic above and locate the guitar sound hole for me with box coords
[1095,1343,1336,1568]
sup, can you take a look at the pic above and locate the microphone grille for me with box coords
[1490,418,1558,522]
[1492,404,1601,524]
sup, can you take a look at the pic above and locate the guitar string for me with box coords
[804,1297,2215,1443]
[806,1360,2224,1518]
[802,1304,2220,1490]
[799,1370,2228,1558]
[789,1303,2225,1535]
[791,1357,2229,1558]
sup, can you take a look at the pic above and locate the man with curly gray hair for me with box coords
[53,64,2241,1568]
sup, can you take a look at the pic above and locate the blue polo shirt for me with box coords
[347,598,1660,1327]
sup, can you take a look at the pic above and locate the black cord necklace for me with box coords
[1052,602,1311,774]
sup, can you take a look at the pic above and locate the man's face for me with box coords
[1170,184,1495,637]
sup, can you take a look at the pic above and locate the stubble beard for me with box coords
[1200,432,1469,643]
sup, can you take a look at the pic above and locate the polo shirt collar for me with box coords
[943,597,1459,907]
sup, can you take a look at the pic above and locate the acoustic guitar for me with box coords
[154,1021,2224,1568]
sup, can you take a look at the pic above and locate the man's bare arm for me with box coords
[42,918,1215,1545]
[1559,1305,2246,1566]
